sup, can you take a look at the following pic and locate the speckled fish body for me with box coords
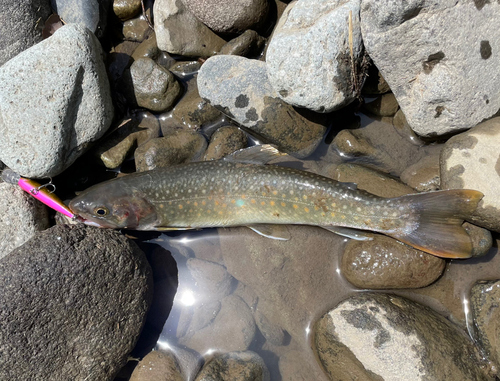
[70,160,483,258]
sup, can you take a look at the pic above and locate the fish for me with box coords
[69,145,483,259]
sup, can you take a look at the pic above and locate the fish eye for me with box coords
[94,206,109,216]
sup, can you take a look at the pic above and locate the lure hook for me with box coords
[30,178,56,195]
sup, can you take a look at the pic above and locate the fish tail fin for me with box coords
[389,189,483,259]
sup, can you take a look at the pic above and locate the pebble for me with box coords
[187,258,234,302]
[440,117,500,232]
[341,235,446,289]
[0,224,153,381]
[198,55,327,158]
[128,57,182,112]
[267,0,363,112]
[471,280,500,368]
[0,0,51,66]
[203,126,247,161]
[154,0,226,57]
[362,63,391,95]
[0,183,49,260]
[314,293,492,381]
[131,32,160,60]
[219,30,266,57]
[135,131,207,171]
[113,0,142,21]
[50,0,112,38]
[463,222,493,258]
[254,307,286,346]
[195,351,270,381]
[183,0,270,34]
[400,145,442,192]
[123,16,153,42]
[0,24,114,178]
[361,0,500,137]
[130,350,183,381]
[362,93,399,117]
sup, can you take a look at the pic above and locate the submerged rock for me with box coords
[314,293,492,381]
[361,0,500,137]
[400,145,442,192]
[463,222,492,258]
[267,0,364,113]
[0,224,153,381]
[195,351,270,381]
[362,93,399,117]
[219,30,266,57]
[0,24,114,178]
[198,55,327,158]
[203,126,247,161]
[130,350,184,381]
[440,117,500,232]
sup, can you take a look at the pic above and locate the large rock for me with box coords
[361,0,500,137]
[440,117,500,232]
[198,55,327,158]
[181,0,269,34]
[0,0,51,66]
[0,224,153,381]
[153,0,226,57]
[267,0,364,113]
[0,182,49,259]
[314,293,493,381]
[0,24,114,178]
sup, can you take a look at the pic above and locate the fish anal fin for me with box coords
[224,144,286,165]
[322,226,373,241]
[248,224,291,240]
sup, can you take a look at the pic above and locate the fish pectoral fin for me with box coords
[248,224,291,241]
[223,144,287,165]
[322,226,374,241]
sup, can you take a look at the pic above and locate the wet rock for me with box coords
[123,14,153,42]
[51,0,111,38]
[362,93,399,117]
[0,224,153,381]
[95,114,161,169]
[169,60,202,77]
[392,108,426,147]
[0,0,51,66]
[233,282,258,311]
[362,64,391,95]
[135,131,207,171]
[130,350,183,381]
[187,258,234,302]
[0,183,49,259]
[267,0,363,113]
[114,0,142,21]
[400,145,442,192]
[180,295,256,353]
[463,222,493,258]
[0,24,114,178]
[361,1,500,137]
[279,350,329,381]
[440,117,500,232]
[183,0,269,34]
[198,55,327,158]
[203,126,247,160]
[341,235,446,289]
[219,30,266,57]
[132,33,160,60]
[254,308,286,346]
[471,280,500,368]
[314,293,491,381]
[128,57,182,112]
[154,0,226,57]
[333,163,414,198]
[163,79,223,132]
[195,351,270,381]
[108,40,139,84]
[187,301,222,333]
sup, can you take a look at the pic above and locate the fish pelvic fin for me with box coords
[389,189,483,259]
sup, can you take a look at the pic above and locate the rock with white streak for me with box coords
[361,0,500,137]
[0,24,113,178]
[267,0,363,113]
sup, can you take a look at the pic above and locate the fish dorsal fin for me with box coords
[223,144,286,165]
[322,226,373,241]
[248,224,291,240]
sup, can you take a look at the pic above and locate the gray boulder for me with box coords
[361,0,500,137]
[0,24,114,178]
[0,224,153,381]
[267,0,364,113]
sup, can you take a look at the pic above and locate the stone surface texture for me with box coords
[130,350,184,381]
[361,0,500,137]
[219,30,266,57]
[113,0,142,21]
[203,126,247,161]
[0,224,153,381]
[194,351,270,381]
[198,55,327,158]
[0,24,114,178]
[440,117,500,232]
[154,0,226,57]
[0,0,51,66]
[182,0,269,34]
[267,0,363,112]
[0,183,49,259]
[314,293,492,381]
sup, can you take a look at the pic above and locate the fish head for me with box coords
[69,181,157,229]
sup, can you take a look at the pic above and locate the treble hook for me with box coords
[30,178,56,195]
